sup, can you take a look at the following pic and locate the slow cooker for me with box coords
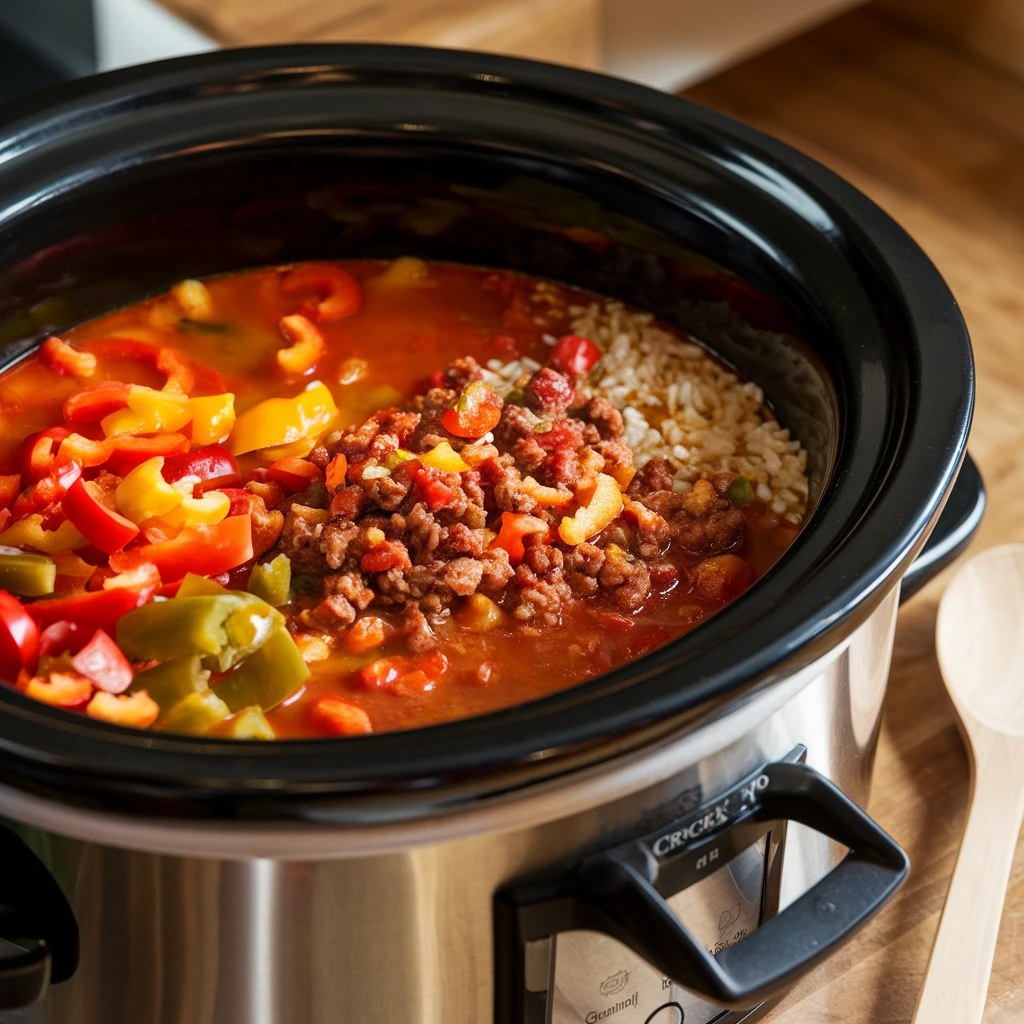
[0,46,981,1024]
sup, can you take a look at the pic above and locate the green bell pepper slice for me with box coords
[0,549,56,596]
[725,475,754,506]
[130,655,211,716]
[159,690,231,736]
[117,593,284,671]
[214,626,310,713]
[211,706,276,740]
[246,554,291,607]
[175,572,230,598]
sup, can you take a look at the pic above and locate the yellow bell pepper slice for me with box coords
[0,514,88,553]
[115,456,186,524]
[158,489,230,528]
[418,440,470,473]
[101,385,192,438]
[190,394,236,446]
[227,380,338,458]
[558,473,624,546]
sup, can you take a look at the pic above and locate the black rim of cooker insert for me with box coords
[0,45,973,819]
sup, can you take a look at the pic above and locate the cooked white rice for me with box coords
[485,300,809,524]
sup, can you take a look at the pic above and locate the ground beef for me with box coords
[628,464,745,556]
[270,358,749,644]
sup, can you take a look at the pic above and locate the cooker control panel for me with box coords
[496,747,909,1024]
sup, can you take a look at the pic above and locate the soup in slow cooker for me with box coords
[0,260,808,738]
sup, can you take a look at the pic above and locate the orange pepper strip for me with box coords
[325,454,347,492]
[277,314,326,375]
[41,337,97,380]
[267,456,323,492]
[489,511,550,564]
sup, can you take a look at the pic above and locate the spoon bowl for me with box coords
[914,543,1024,1023]
[937,543,1024,737]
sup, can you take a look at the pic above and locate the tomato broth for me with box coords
[0,260,803,739]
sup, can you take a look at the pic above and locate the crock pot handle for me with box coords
[0,903,50,1011]
[569,760,909,1009]
[901,452,984,602]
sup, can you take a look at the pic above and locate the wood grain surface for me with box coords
[686,6,1024,1022]
[155,0,600,69]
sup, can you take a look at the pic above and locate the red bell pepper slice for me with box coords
[109,515,253,583]
[62,477,140,554]
[84,339,196,394]
[0,475,21,511]
[38,620,90,659]
[22,427,73,480]
[0,590,39,682]
[267,456,323,492]
[281,263,362,322]
[71,629,133,694]
[31,459,82,507]
[29,586,152,633]
[63,380,131,423]
[548,334,601,376]
[161,446,241,492]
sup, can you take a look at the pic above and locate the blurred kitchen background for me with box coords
[1,0,1021,104]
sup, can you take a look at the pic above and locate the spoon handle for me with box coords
[912,740,1024,1023]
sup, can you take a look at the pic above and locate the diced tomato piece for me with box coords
[108,515,253,583]
[267,456,323,493]
[548,334,601,376]
[72,629,133,694]
[360,651,448,693]
[41,336,97,379]
[312,697,373,736]
[441,381,503,439]
[0,591,39,682]
[281,263,362,322]
[63,380,131,423]
[29,586,151,633]
[692,554,755,604]
[62,477,139,554]
[360,540,411,574]
[346,616,389,653]
[162,446,241,492]
[412,466,456,511]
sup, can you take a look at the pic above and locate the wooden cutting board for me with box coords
[686,6,1024,1021]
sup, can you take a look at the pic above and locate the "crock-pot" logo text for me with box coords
[649,772,770,858]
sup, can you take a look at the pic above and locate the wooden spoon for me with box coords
[914,543,1024,1023]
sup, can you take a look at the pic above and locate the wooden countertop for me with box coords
[686,7,1024,1022]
